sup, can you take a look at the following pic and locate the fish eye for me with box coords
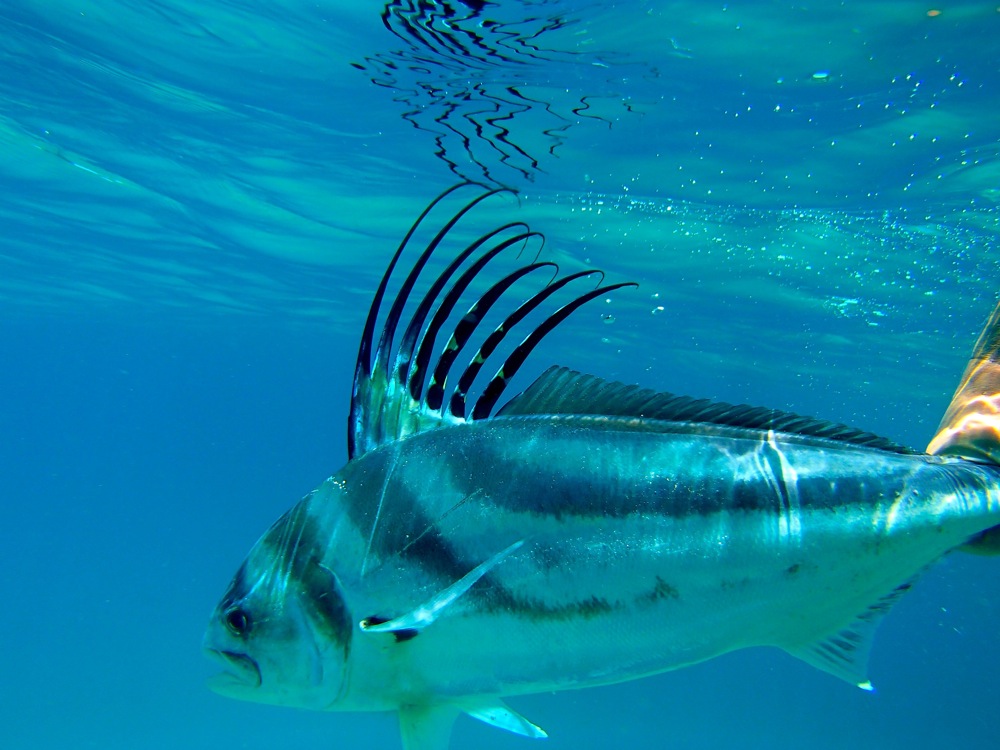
[225,607,251,636]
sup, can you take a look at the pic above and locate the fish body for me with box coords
[236,412,1000,706]
[204,185,1000,748]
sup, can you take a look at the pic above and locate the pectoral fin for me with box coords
[361,540,524,635]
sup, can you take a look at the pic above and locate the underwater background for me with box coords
[2,1,999,748]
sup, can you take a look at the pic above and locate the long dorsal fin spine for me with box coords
[350,182,490,457]
[395,222,533,394]
[405,227,543,403]
[450,270,608,420]
[372,187,509,385]
[471,281,638,420]
[349,186,637,458]
[424,262,558,413]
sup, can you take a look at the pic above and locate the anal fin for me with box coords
[784,630,877,692]
[783,578,917,691]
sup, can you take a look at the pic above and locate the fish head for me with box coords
[203,501,354,710]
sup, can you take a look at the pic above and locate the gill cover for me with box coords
[206,500,354,707]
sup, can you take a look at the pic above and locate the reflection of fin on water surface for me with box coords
[352,0,654,184]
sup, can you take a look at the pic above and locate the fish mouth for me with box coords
[205,648,262,691]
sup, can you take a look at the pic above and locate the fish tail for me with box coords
[928,298,1000,462]
[927,297,1000,554]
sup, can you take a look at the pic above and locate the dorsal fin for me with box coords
[349,184,636,459]
[498,366,915,453]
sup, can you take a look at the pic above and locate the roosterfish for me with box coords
[204,183,1000,749]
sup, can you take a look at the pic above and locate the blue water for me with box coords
[2,1,999,748]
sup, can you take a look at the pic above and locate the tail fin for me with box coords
[927,299,1000,461]
[927,298,1000,554]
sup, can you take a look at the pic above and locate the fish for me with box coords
[203,182,1000,749]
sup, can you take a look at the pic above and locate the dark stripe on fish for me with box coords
[481,577,681,622]
[341,452,492,590]
[219,561,250,611]
[450,431,921,520]
[301,559,354,654]
[263,501,354,653]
